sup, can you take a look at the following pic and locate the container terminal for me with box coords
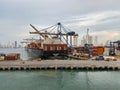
[0,22,120,71]
[22,22,120,60]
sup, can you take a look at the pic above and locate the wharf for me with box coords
[0,60,120,71]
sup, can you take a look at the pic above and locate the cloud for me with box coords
[0,0,120,45]
[64,10,120,27]
[89,30,120,44]
[60,11,120,45]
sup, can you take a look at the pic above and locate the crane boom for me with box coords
[30,24,45,38]
[30,24,40,32]
[29,31,78,36]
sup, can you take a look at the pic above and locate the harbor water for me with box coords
[0,71,120,90]
[0,48,120,90]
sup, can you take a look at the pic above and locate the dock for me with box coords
[0,60,120,71]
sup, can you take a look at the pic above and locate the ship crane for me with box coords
[29,22,78,48]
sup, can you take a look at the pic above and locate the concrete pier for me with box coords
[0,60,120,71]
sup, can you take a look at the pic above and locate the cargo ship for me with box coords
[24,22,78,58]
[25,36,68,58]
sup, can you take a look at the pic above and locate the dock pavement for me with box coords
[0,59,120,70]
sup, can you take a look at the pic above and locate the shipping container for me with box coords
[93,46,104,55]
[43,44,67,51]
[4,53,20,60]
[42,44,68,57]
[78,46,104,56]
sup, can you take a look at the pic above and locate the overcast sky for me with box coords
[0,0,120,45]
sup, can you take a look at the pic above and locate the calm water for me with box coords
[0,48,120,90]
[0,71,120,90]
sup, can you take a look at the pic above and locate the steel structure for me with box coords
[29,22,78,48]
[109,40,120,56]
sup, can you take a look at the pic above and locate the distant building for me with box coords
[88,35,93,44]
[81,36,87,46]
[81,35,93,45]
[105,40,110,46]
[14,41,17,48]
[94,36,98,46]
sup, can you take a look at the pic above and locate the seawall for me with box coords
[0,60,120,71]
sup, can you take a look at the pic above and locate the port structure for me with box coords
[109,40,120,56]
[29,22,79,48]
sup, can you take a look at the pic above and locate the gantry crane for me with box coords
[29,22,79,48]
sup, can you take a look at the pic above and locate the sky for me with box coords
[0,0,120,45]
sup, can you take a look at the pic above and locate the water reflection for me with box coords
[0,71,120,90]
